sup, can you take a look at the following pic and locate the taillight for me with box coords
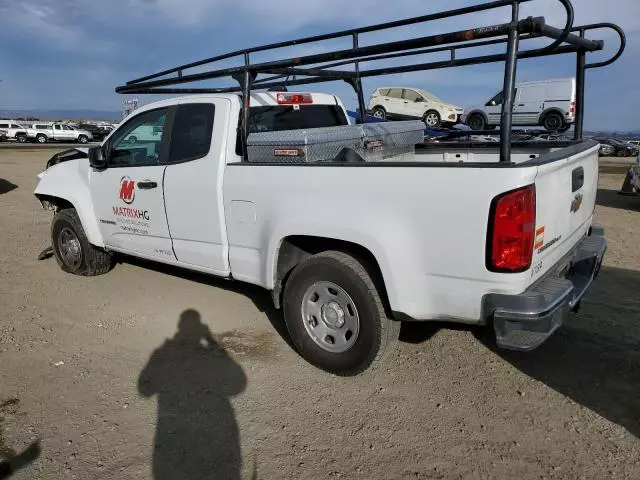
[487,185,536,272]
[277,92,313,104]
[570,101,575,114]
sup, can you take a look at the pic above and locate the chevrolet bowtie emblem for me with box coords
[570,193,583,213]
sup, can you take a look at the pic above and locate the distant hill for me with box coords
[0,109,122,122]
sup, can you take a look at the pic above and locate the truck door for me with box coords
[89,107,175,261]
[52,124,65,141]
[162,100,230,276]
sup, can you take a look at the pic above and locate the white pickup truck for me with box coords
[27,123,93,144]
[34,91,607,375]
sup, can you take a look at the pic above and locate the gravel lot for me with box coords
[1,149,639,480]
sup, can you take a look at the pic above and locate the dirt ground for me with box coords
[1,149,639,480]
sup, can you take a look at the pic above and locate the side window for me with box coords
[402,89,421,102]
[54,125,62,131]
[387,89,403,99]
[108,109,168,168]
[378,88,390,96]
[166,104,215,164]
[487,91,504,106]
[0,124,8,129]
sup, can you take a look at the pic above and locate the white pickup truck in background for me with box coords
[34,91,607,375]
[27,123,93,144]
[0,120,28,143]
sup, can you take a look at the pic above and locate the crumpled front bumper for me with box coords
[484,226,607,351]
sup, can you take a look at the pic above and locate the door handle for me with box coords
[138,181,158,189]
[518,104,525,106]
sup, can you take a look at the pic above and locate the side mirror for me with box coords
[88,146,107,169]
[415,97,423,103]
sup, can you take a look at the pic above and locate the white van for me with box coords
[462,78,576,132]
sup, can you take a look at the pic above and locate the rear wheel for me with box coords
[542,112,564,132]
[51,209,113,276]
[16,134,27,143]
[467,113,487,131]
[283,251,400,376]
[36,134,47,144]
[371,107,386,120]
[423,110,441,128]
[78,135,89,144]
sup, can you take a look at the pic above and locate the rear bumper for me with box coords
[484,226,606,351]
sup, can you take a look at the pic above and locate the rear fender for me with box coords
[34,158,104,247]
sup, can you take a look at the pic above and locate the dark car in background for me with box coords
[77,123,113,142]
[595,137,639,157]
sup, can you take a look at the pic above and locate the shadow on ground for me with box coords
[0,179,17,195]
[138,309,251,480]
[0,399,41,479]
[480,265,640,439]
[597,188,640,211]
[400,266,640,440]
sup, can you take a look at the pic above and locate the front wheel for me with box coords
[51,209,113,276]
[467,113,487,131]
[423,110,441,128]
[283,251,400,376]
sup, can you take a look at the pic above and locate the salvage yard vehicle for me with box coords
[463,78,577,132]
[368,87,463,127]
[0,120,28,143]
[595,137,639,157]
[33,0,625,375]
[26,123,93,144]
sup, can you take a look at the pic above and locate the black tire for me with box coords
[36,134,47,144]
[283,250,400,376]
[51,209,112,276]
[423,110,441,128]
[16,134,27,143]
[542,112,564,132]
[371,107,386,121]
[78,135,88,144]
[467,113,486,131]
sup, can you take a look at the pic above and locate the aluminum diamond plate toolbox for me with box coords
[246,120,425,163]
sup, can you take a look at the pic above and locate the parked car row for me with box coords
[0,119,115,144]
[594,137,639,157]
[368,78,577,133]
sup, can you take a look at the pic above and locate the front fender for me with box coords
[34,158,104,247]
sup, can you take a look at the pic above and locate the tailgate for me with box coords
[531,142,600,280]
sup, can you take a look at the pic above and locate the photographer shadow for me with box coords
[138,309,248,480]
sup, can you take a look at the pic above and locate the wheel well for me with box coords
[272,235,389,311]
[372,105,386,112]
[35,194,74,212]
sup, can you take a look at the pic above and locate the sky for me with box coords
[0,0,638,130]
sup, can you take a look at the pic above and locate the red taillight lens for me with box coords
[277,92,313,104]
[570,101,575,114]
[488,185,536,272]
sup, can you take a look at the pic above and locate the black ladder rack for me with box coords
[116,0,625,163]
